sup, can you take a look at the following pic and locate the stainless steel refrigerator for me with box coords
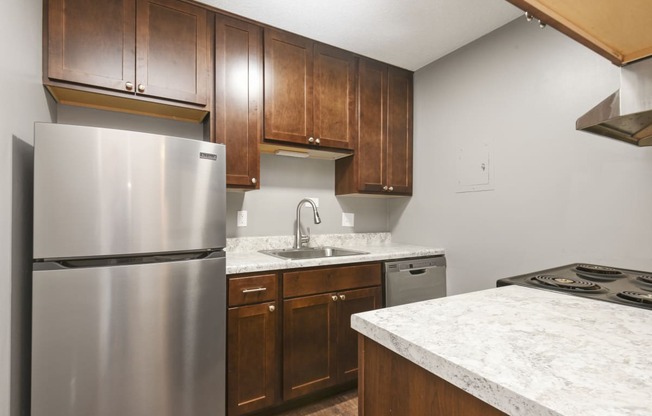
[31,123,226,416]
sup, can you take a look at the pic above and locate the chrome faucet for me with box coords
[294,199,321,249]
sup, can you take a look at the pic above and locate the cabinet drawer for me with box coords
[283,263,381,298]
[229,274,278,306]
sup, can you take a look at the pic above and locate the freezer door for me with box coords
[33,123,226,259]
[31,255,226,416]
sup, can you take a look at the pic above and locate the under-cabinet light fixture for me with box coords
[274,149,309,158]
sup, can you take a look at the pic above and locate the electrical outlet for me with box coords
[237,210,247,227]
[303,197,319,207]
[342,212,354,227]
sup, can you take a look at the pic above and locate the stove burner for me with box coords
[531,275,604,292]
[574,264,625,280]
[616,291,652,306]
[636,275,652,286]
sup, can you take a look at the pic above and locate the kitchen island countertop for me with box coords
[352,285,652,416]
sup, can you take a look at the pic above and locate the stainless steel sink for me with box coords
[260,246,368,260]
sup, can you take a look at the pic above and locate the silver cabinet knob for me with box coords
[315,138,320,145]
[269,304,275,312]
[388,186,394,192]
[382,186,388,191]
[525,11,533,22]
[331,295,338,302]
[308,137,315,143]
[538,20,546,29]
[125,82,134,91]
[251,177,257,184]
[339,294,346,301]
[137,84,146,93]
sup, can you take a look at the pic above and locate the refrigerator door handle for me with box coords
[34,250,225,271]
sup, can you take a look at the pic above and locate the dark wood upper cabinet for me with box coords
[335,58,413,196]
[264,28,354,151]
[45,0,209,120]
[386,66,413,195]
[214,14,262,189]
[47,0,136,91]
[312,43,356,149]
[136,0,208,105]
[264,29,313,145]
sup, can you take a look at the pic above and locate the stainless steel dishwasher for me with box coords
[384,256,447,307]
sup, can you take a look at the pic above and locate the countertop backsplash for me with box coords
[225,232,392,253]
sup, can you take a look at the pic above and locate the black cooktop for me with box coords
[497,263,652,311]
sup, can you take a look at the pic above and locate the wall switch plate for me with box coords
[303,197,319,207]
[237,210,247,227]
[342,212,354,227]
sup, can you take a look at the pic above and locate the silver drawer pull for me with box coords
[242,287,267,293]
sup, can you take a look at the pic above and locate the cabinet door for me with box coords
[136,0,208,105]
[312,43,355,150]
[283,293,337,400]
[214,15,262,189]
[227,302,278,415]
[386,67,413,195]
[356,58,387,193]
[264,29,313,145]
[47,0,135,92]
[336,286,382,383]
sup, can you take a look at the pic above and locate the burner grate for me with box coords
[636,275,652,286]
[574,264,624,279]
[616,291,652,306]
[531,275,603,292]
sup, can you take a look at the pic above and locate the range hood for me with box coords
[577,57,652,146]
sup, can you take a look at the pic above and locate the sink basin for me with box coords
[260,246,368,260]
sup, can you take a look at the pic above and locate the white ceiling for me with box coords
[199,0,523,71]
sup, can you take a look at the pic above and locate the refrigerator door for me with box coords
[31,254,226,416]
[33,123,226,260]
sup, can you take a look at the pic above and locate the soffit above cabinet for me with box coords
[505,0,652,66]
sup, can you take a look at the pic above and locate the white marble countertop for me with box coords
[225,233,443,275]
[352,285,652,416]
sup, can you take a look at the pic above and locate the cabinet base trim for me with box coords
[45,85,209,122]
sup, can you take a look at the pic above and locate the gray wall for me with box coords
[390,18,652,295]
[227,154,389,238]
[0,1,54,415]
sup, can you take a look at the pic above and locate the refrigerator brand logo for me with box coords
[199,152,217,161]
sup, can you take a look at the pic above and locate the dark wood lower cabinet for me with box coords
[228,264,382,415]
[283,293,337,400]
[283,287,382,401]
[358,336,507,416]
[336,287,382,382]
[227,301,278,415]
